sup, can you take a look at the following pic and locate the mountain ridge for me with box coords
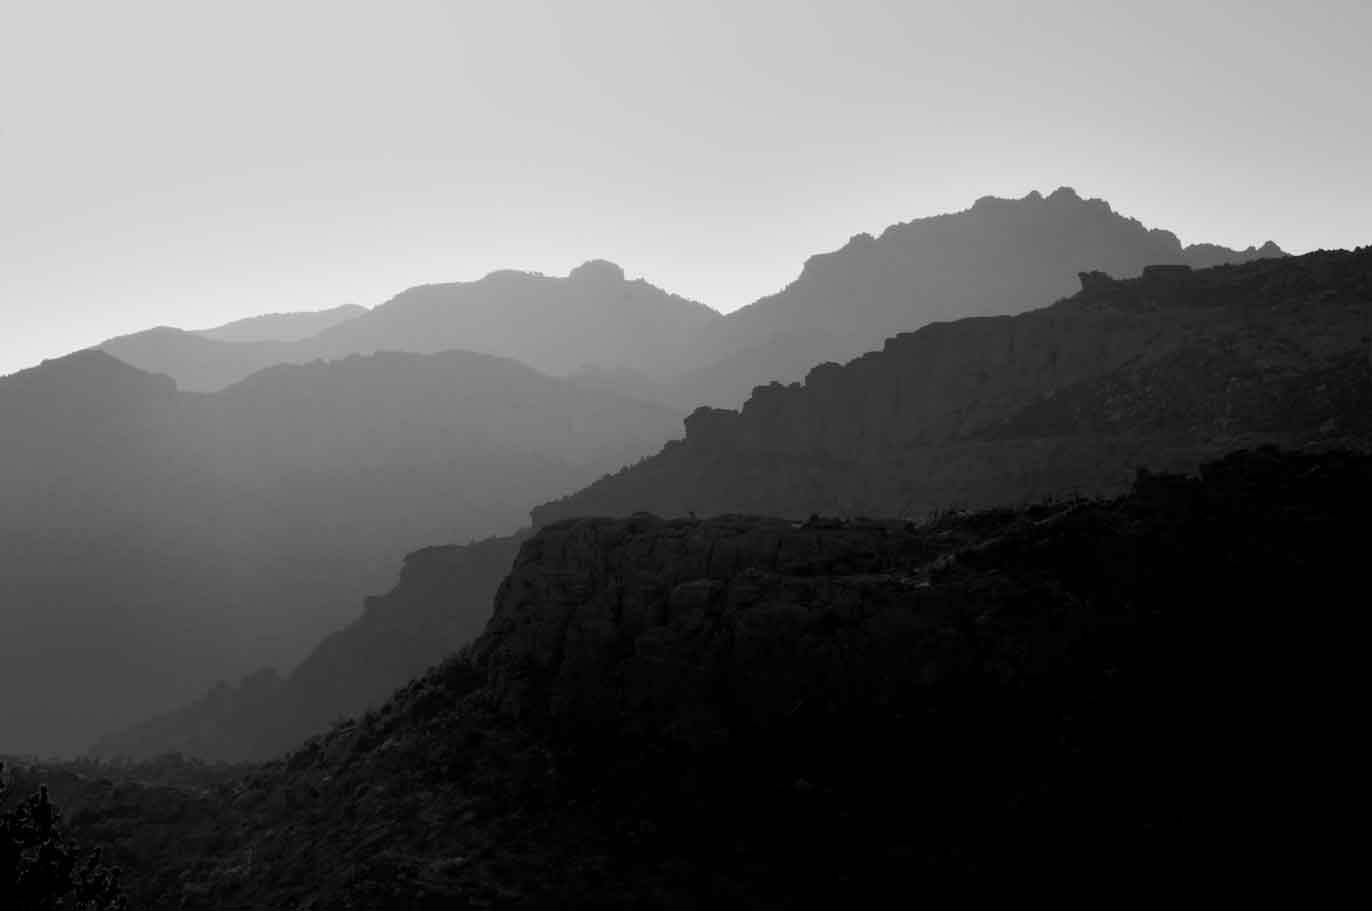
[0,346,681,755]
[535,246,1370,524]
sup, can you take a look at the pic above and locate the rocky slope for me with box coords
[537,248,1372,524]
[23,447,1368,908]
[0,349,679,755]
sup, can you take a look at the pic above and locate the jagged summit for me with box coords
[668,187,1288,408]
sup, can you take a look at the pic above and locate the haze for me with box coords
[2,0,1368,378]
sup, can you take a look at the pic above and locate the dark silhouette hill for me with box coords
[194,303,367,343]
[667,187,1285,407]
[101,261,719,392]
[29,448,1369,907]
[537,248,1371,524]
[0,349,680,756]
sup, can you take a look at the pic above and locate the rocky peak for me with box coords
[568,259,626,284]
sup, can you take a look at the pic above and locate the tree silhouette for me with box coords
[1,763,126,910]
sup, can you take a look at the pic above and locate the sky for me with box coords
[2,0,1369,377]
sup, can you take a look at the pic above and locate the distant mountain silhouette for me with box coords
[101,262,719,392]
[536,248,1371,525]
[97,191,1282,406]
[665,187,1287,407]
[194,304,367,343]
[0,349,680,755]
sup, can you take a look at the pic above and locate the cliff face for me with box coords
[43,448,1371,908]
[89,535,524,762]
[536,248,1372,525]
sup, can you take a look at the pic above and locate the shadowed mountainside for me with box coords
[25,448,1367,908]
[537,248,1372,525]
[0,349,679,755]
[102,261,719,393]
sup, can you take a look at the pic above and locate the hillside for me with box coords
[0,350,679,755]
[101,261,719,392]
[537,248,1372,525]
[21,447,1367,907]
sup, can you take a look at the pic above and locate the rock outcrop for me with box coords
[535,247,1372,525]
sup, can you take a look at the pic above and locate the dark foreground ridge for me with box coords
[11,447,1366,908]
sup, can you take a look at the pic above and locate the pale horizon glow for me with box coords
[2,0,1369,377]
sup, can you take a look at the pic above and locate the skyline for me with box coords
[3,0,1369,377]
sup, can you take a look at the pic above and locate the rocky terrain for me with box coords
[538,248,1372,524]
[13,447,1364,908]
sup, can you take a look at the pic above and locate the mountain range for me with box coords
[3,181,1367,908]
[98,189,1283,410]
[100,260,720,394]
[539,248,1372,523]
[88,244,1369,764]
[0,349,678,754]
[0,188,1306,760]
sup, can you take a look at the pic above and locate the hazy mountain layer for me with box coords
[102,261,719,392]
[93,242,1357,765]
[537,249,1371,524]
[194,304,367,343]
[98,191,1281,406]
[29,448,1367,907]
[0,349,680,755]
[669,187,1285,408]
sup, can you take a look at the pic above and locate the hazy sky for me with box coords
[2,0,1368,377]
